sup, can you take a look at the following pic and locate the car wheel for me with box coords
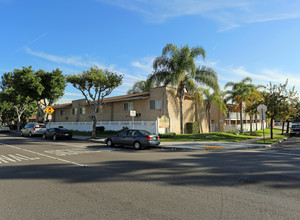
[43,133,47,139]
[133,141,141,150]
[53,134,57,141]
[107,139,114,147]
[29,132,32,137]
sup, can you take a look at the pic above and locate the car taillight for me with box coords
[33,128,36,131]
[146,136,152,141]
[158,136,160,140]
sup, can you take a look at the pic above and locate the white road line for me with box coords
[0,143,87,167]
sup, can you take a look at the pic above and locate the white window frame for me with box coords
[124,102,133,111]
[150,100,162,110]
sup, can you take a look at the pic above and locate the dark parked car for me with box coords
[290,124,300,136]
[43,127,73,140]
[105,129,160,150]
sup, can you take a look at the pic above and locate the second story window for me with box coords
[72,108,77,115]
[124,102,133,111]
[150,100,162,110]
[60,110,65,115]
[80,107,86,115]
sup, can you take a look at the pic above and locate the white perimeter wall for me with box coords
[47,121,159,134]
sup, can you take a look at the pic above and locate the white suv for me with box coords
[21,123,47,137]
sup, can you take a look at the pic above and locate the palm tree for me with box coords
[127,80,153,94]
[224,77,256,132]
[149,43,219,134]
[202,88,227,132]
[245,90,263,132]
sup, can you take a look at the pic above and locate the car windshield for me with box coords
[35,124,46,128]
[139,130,152,135]
[292,125,300,128]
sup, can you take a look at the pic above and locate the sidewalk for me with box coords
[71,135,276,150]
[10,130,285,151]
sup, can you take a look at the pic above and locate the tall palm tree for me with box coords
[149,43,219,134]
[202,88,227,132]
[127,80,153,94]
[224,77,256,132]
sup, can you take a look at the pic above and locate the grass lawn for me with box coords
[72,128,288,143]
[252,134,289,144]
[160,128,285,142]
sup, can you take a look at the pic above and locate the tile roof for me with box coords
[52,92,150,108]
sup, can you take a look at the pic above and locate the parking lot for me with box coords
[1,132,300,219]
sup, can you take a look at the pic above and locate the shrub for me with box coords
[159,132,176,138]
[242,131,259,136]
[226,129,240,135]
[103,130,119,135]
[96,126,105,134]
[185,122,199,134]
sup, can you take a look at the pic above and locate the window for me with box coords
[60,110,65,115]
[80,107,86,114]
[118,130,128,137]
[124,102,133,111]
[150,100,162,110]
[72,108,77,115]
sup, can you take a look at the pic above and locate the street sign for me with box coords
[257,104,267,144]
[130,110,136,117]
[130,110,136,129]
[257,104,267,120]
[45,106,54,115]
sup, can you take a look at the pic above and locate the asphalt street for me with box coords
[1,132,300,220]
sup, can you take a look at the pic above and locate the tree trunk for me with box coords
[281,121,285,135]
[255,114,258,131]
[208,108,211,133]
[17,115,21,131]
[250,115,253,132]
[180,99,183,134]
[270,117,274,139]
[91,115,97,138]
[239,103,243,132]
[286,121,290,134]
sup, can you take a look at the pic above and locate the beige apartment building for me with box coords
[50,86,209,134]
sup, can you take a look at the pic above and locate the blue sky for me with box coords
[1,0,299,104]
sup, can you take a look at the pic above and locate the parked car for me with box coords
[21,123,47,137]
[0,126,10,132]
[105,129,160,150]
[290,124,300,136]
[43,127,73,140]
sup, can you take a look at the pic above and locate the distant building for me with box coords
[49,86,209,134]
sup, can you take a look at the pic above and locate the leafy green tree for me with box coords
[202,88,227,132]
[36,68,66,122]
[127,80,153,94]
[67,66,123,138]
[0,67,43,130]
[149,43,219,134]
[262,80,298,139]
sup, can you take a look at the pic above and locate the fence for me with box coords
[46,121,158,134]
[223,122,268,132]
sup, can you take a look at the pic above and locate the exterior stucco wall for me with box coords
[51,86,210,134]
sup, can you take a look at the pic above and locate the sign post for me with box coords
[130,110,136,129]
[257,104,267,144]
